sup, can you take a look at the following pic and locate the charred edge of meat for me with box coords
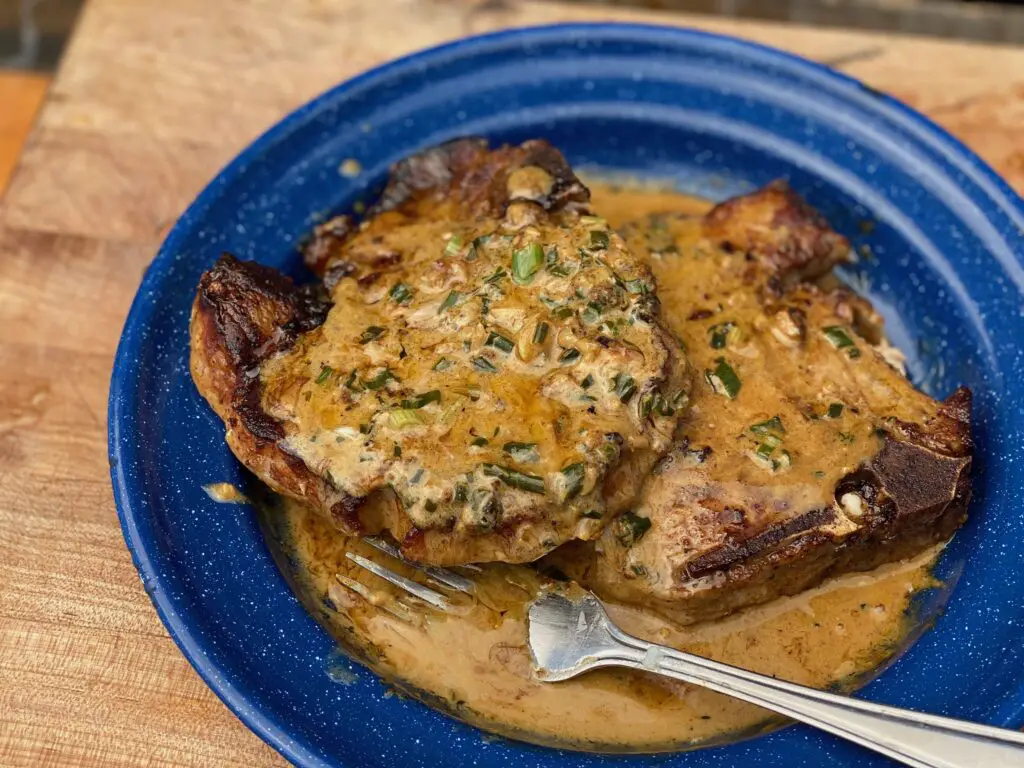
[194,253,330,441]
[683,388,972,582]
[703,180,851,284]
[302,215,356,274]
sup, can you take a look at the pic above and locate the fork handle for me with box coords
[603,625,1024,768]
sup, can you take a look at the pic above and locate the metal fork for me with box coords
[345,546,1024,768]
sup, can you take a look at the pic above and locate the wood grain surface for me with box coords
[1,1,1022,765]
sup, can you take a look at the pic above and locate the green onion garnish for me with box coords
[400,390,441,409]
[750,416,785,436]
[358,326,386,344]
[444,234,464,256]
[581,302,603,325]
[558,348,581,365]
[485,332,514,354]
[613,373,637,403]
[581,509,602,520]
[580,374,594,389]
[424,499,438,513]
[343,369,361,391]
[503,442,539,462]
[439,290,461,314]
[827,402,845,419]
[393,444,402,457]
[472,357,498,373]
[512,243,544,284]
[615,511,651,547]
[552,306,574,320]
[624,278,650,295]
[559,462,586,501]
[389,409,424,429]
[364,368,399,390]
[473,234,492,250]
[315,365,334,384]
[389,282,414,304]
[471,436,488,447]
[589,231,610,250]
[756,434,782,458]
[708,322,736,350]
[454,484,469,502]
[482,463,546,494]
[532,322,549,345]
[433,357,453,371]
[822,326,861,359]
[484,267,506,284]
[705,358,742,399]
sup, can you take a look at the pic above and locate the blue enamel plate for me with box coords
[109,24,1024,768]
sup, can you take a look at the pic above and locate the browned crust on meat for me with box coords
[703,180,851,289]
[302,138,590,276]
[189,254,348,518]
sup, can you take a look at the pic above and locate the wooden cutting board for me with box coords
[1,1,1022,765]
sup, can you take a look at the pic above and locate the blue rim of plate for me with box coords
[109,23,1024,768]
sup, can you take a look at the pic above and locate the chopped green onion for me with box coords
[444,234,464,256]
[424,499,438,513]
[359,422,371,434]
[454,483,469,502]
[532,322,549,345]
[364,368,399,390]
[552,306,574,320]
[548,264,572,277]
[512,243,544,284]
[756,434,782,458]
[471,436,489,447]
[580,374,594,389]
[484,267,506,284]
[503,442,539,462]
[613,373,637,403]
[343,369,361,391]
[581,509,602,520]
[315,365,334,384]
[358,326,386,344]
[389,409,424,429]
[558,348,581,365]
[438,290,461,313]
[559,462,586,501]
[827,402,845,419]
[615,511,651,547]
[624,278,650,295]
[705,358,742,399]
[708,322,736,350]
[750,416,785,436]
[485,332,514,354]
[473,234,492,250]
[472,357,498,373]
[823,326,861,359]
[589,231,610,250]
[482,463,546,494]
[581,302,603,325]
[410,469,425,484]
[389,282,414,304]
[393,444,402,457]
[433,357,453,372]
[400,390,441,409]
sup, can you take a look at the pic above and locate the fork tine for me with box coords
[346,552,449,610]
[363,535,476,594]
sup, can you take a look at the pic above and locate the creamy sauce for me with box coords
[256,182,948,753]
[261,492,940,753]
[202,482,248,504]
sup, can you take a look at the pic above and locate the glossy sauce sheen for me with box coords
[262,183,942,752]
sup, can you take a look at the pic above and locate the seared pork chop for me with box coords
[191,139,689,565]
[549,183,972,624]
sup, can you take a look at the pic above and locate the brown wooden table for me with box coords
[1,1,1022,765]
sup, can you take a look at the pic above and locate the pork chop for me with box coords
[548,183,972,624]
[191,139,689,565]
